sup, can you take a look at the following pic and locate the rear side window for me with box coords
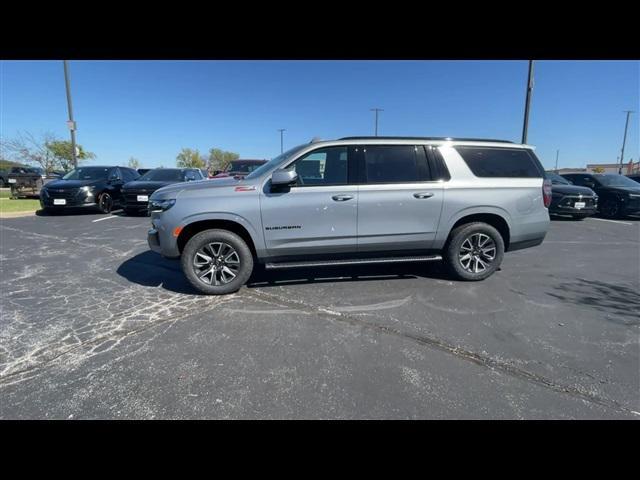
[363,145,425,183]
[456,147,543,178]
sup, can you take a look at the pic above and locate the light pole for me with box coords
[521,60,535,144]
[618,110,634,174]
[63,60,78,169]
[370,108,383,136]
[277,129,286,154]
[555,150,559,172]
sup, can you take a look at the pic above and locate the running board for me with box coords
[265,255,442,270]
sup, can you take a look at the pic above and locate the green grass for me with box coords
[0,197,40,214]
[0,188,10,199]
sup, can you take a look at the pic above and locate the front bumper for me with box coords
[148,228,162,254]
[549,195,598,216]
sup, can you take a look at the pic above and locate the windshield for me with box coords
[139,169,185,182]
[62,167,110,181]
[225,161,266,173]
[596,175,640,187]
[546,172,570,184]
[245,145,308,180]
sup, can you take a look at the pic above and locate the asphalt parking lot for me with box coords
[0,210,638,419]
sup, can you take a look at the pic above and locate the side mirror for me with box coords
[271,169,298,186]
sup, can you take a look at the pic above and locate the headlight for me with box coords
[149,199,176,212]
[80,186,94,193]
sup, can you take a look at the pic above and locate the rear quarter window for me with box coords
[455,147,543,178]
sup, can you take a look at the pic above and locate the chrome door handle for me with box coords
[413,192,434,199]
[332,194,354,202]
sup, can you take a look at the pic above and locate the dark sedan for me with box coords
[546,172,598,220]
[40,166,139,214]
[122,168,204,215]
[561,173,640,218]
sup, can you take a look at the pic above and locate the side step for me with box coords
[265,255,442,270]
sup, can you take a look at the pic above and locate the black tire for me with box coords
[444,222,505,281]
[181,229,254,295]
[97,192,113,214]
[599,199,621,219]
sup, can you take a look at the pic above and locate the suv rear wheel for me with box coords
[181,229,254,295]
[445,222,505,281]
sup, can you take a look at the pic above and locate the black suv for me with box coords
[546,172,597,220]
[561,173,640,218]
[40,166,139,214]
[122,168,204,215]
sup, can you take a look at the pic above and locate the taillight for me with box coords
[542,179,552,208]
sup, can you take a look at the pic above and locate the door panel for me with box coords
[356,145,444,252]
[260,185,358,256]
[357,183,443,251]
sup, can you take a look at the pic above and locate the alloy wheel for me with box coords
[193,242,241,286]
[458,233,497,274]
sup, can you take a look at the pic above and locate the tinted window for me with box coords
[225,161,266,174]
[287,146,348,186]
[456,147,542,178]
[140,169,185,182]
[63,167,110,181]
[364,145,422,183]
[564,175,593,187]
[122,169,138,182]
[546,172,570,184]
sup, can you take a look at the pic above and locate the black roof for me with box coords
[339,136,515,144]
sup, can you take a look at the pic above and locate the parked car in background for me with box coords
[40,166,140,214]
[626,174,640,184]
[137,168,151,176]
[209,159,267,179]
[545,172,598,220]
[4,167,59,198]
[148,137,551,295]
[122,168,205,215]
[561,173,640,218]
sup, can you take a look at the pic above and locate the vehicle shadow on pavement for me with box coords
[35,208,103,217]
[117,251,452,294]
[116,251,195,294]
[546,278,640,326]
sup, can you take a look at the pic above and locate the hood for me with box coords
[150,177,241,200]
[123,180,177,191]
[551,184,596,196]
[43,179,103,189]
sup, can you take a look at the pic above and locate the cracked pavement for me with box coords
[0,211,638,419]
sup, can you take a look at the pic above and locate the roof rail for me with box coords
[338,136,515,144]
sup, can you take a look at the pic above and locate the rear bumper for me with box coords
[507,235,546,252]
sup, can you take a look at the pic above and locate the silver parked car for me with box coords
[147,137,551,294]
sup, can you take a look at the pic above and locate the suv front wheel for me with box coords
[182,229,254,295]
[445,222,505,281]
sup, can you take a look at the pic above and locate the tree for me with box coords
[176,148,205,169]
[207,148,239,173]
[128,157,141,169]
[2,132,97,173]
[1,131,59,173]
[46,140,95,172]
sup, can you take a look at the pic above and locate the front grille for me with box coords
[559,195,596,208]
[46,188,79,200]
[124,189,152,204]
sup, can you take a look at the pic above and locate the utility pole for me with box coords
[555,149,559,172]
[521,60,535,144]
[370,108,383,136]
[63,60,78,169]
[618,110,634,174]
[277,129,286,154]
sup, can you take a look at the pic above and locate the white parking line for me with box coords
[92,215,120,223]
[588,218,633,226]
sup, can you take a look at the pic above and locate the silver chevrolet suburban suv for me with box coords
[148,137,551,294]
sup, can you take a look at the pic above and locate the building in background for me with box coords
[584,161,638,174]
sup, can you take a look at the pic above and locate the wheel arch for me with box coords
[445,211,511,251]
[176,217,259,258]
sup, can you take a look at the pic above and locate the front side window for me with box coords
[363,145,422,183]
[456,147,543,178]
[286,146,348,186]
